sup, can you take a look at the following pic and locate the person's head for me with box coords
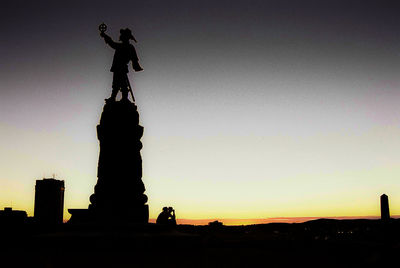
[119,28,134,43]
[162,207,168,212]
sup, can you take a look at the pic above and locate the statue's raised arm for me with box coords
[100,32,118,49]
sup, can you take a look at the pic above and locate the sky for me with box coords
[1,0,400,222]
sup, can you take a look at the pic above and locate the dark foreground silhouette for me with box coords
[0,218,399,268]
[156,207,177,225]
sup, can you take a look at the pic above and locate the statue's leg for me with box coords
[121,89,128,100]
[121,73,129,101]
[111,87,118,98]
[110,88,118,100]
[107,73,120,101]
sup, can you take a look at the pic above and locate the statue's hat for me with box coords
[120,28,137,42]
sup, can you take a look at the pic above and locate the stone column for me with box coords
[89,100,148,223]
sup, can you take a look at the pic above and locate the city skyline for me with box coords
[1,0,400,221]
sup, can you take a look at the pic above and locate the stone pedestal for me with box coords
[87,100,148,223]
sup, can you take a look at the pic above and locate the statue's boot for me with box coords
[121,90,129,102]
[105,88,118,102]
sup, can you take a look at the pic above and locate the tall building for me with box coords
[34,178,65,224]
[380,194,390,221]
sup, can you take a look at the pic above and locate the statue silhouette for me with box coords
[100,24,143,102]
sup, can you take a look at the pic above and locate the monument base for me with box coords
[74,99,149,224]
[68,205,149,224]
[68,209,94,224]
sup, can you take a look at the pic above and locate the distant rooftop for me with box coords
[36,178,65,187]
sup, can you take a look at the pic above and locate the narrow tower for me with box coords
[380,194,390,221]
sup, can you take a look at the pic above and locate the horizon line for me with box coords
[149,215,399,226]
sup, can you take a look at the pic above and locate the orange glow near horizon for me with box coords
[148,216,398,226]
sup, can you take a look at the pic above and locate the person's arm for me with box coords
[171,209,176,219]
[171,210,177,225]
[100,32,118,49]
[132,62,143,72]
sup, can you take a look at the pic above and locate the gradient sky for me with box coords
[1,0,400,221]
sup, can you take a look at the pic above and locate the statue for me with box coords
[99,23,143,102]
[68,24,149,224]
[91,23,148,223]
